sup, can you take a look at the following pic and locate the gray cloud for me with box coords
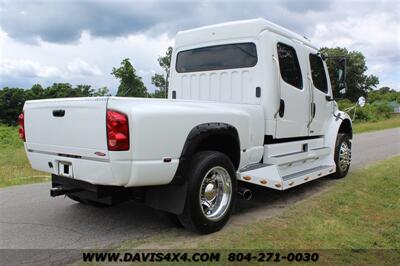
[0,0,340,44]
[0,1,199,43]
[279,0,332,12]
[1,0,399,90]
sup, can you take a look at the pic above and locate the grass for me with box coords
[353,116,400,133]
[116,156,400,264]
[0,125,49,188]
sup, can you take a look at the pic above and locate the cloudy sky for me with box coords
[1,0,399,94]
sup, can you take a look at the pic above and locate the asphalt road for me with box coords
[1,127,399,265]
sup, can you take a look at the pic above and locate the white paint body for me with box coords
[23,19,351,189]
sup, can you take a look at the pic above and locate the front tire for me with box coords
[178,151,237,234]
[333,133,352,178]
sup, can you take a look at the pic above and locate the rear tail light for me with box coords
[18,112,26,142]
[106,110,129,151]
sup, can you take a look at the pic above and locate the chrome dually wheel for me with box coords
[333,133,352,178]
[199,166,232,221]
[338,141,351,172]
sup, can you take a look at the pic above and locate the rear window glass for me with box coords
[176,43,257,73]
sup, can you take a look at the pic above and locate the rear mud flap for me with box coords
[145,181,188,215]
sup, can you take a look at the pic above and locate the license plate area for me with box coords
[58,161,73,178]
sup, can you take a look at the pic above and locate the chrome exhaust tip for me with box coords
[238,187,252,200]
[50,187,66,197]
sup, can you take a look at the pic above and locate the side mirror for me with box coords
[357,96,366,107]
[337,58,347,94]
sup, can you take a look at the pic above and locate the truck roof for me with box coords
[175,18,318,50]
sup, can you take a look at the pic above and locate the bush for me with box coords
[0,124,22,149]
[337,99,354,111]
[338,99,392,123]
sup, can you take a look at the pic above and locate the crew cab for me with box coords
[20,19,353,234]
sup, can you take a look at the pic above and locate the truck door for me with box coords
[273,37,309,138]
[307,52,333,136]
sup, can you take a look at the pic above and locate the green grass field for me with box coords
[117,156,400,264]
[0,125,49,188]
[353,116,400,133]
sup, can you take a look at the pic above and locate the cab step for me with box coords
[281,165,335,189]
[263,137,333,177]
[264,146,330,165]
[238,163,336,191]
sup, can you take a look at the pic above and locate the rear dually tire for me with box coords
[178,151,237,234]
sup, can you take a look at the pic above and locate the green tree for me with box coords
[368,87,400,103]
[40,83,93,98]
[151,46,173,98]
[29,84,44,99]
[76,84,94,96]
[111,58,147,97]
[93,86,111,96]
[320,47,379,101]
[377,86,392,93]
[0,87,27,125]
[43,83,74,98]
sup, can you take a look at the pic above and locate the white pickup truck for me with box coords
[20,19,352,234]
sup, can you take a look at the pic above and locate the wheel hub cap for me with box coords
[199,166,232,221]
[204,183,218,202]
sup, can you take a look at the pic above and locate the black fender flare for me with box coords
[338,118,353,139]
[174,122,240,183]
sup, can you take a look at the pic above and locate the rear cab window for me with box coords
[176,42,257,73]
[309,54,328,93]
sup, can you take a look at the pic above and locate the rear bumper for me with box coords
[51,174,188,214]
[51,174,144,205]
[26,146,179,187]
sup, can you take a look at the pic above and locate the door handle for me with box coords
[279,99,285,118]
[52,109,65,117]
[311,103,316,119]
[325,96,334,101]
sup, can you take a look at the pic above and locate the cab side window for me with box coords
[277,42,303,89]
[309,54,328,93]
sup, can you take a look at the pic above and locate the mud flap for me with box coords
[145,181,188,215]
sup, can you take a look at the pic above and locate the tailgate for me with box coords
[24,97,109,159]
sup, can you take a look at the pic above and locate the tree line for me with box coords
[0,47,172,125]
[0,84,112,125]
[0,46,398,125]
